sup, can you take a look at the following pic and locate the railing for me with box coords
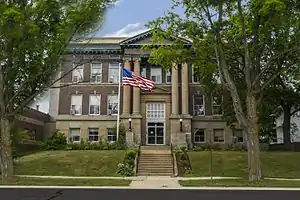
[134,143,141,176]
[170,143,179,177]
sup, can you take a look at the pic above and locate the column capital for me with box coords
[133,57,141,63]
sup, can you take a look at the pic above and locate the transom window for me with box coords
[88,128,99,142]
[233,129,244,143]
[150,67,162,83]
[213,129,225,143]
[212,95,223,115]
[108,63,120,83]
[107,128,117,142]
[107,95,118,115]
[193,95,205,116]
[194,129,205,143]
[89,95,100,115]
[72,65,84,83]
[69,128,80,142]
[165,70,172,83]
[91,63,102,83]
[146,103,164,120]
[70,95,82,115]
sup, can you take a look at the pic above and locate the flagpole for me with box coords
[116,63,122,142]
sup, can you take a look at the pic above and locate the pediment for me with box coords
[119,29,192,47]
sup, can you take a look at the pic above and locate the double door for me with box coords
[147,122,164,145]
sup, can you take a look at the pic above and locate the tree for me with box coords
[145,0,300,180]
[0,0,116,181]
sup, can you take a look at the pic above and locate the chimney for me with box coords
[36,105,40,111]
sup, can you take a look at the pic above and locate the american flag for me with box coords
[122,68,154,91]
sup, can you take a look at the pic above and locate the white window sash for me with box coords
[165,70,172,83]
[91,63,102,83]
[89,95,101,115]
[107,95,118,115]
[193,95,205,116]
[71,95,82,115]
[212,96,223,116]
[72,65,84,82]
[150,68,162,83]
[108,63,120,84]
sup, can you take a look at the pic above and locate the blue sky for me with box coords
[32,0,183,113]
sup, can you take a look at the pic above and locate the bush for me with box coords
[41,130,67,150]
[66,139,126,151]
[116,148,137,176]
[11,128,31,158]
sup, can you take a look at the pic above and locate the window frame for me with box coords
[88,128,99,142]
[89,94,101,115]
[108,62,121,84]
[107,128,117,142]
[233,129,244,143]
[194,129,205,143]
[192,95,205,116]
[165,70,172,84]
[70,95,83,115]
[192,65,200,83]
[90,63,102,83]
[150,67,162,84]
[72,65,84,83]
[213,129,225,143]
[212,95,224,116]
[107,94,118,115]
[69,128,81,143]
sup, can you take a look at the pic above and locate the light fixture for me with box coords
[180,118,183,132]
[129,118,132,131]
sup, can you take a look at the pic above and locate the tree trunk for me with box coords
[0,117,13,182]
[246,93,262,181]
[282,105,292,150]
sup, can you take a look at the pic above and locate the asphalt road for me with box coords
[0,188,300,200]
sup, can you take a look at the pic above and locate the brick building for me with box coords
[49,30,244,147]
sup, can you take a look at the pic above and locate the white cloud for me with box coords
[111,0,124,6]
[104,22,149,37]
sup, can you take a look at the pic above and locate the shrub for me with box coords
[116,148,137,176]
[41,130,67,150]
[10,128,31,158]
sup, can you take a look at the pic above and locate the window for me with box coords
[212,95,223,115]
[141,67,147,77]
[193,95,205,116]
[70,95,82,115]
[24,128,36,140]
[146,103,165,120]
[69,128,80,142]
[194,129,205,143]
[165,70,172,83]
[233,129,244,143]
[213,129,225,142]
[108,63,120,83]
[88,128,99,142]
[90,63,102,83]
[72,65,84,82]
[107,95,118,115]
[150,67,162,83]
[192,65,200,83]
[89,95,100,115]
[107,128,117,142]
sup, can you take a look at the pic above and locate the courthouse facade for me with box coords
[49,30,244,147]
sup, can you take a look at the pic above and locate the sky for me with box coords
[32,0,184,113]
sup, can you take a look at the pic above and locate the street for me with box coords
[0,188,300,200]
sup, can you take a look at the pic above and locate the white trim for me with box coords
[108,62,121,84]
[107,94,118,115]
[72,64,84,83]
[212,95,224,116]
[150,67,162,84]
[165,70,172,84]
[70,94,83,115]
[193,128,206,143]
[146,103,166,145]
[88,128,99,142]
[88,94,101,115]
[191,65,200,83]
[69,128,81,143]
[213,129,225,143]
[192,95,205,116]
[90,63,103,83]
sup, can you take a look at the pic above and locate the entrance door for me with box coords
[147,122,164,145]
[146,103,165,145]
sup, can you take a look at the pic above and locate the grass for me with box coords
[0,177,131,186]
[179,179,300,187]
[186,151,300,178]
[14,150,126,177]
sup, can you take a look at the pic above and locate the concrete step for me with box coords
[138,166,173,170]
[138,161,172,165]
[139,158,172,161]
[137,173,173,176]
[138,169,174,174]
[140,146,171,150]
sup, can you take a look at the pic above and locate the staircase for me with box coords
[137,146,174,176]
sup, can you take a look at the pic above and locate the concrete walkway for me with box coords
[130,176,182,188]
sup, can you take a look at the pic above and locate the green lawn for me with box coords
[179,179,300,187]
[1,177,131,186]
[187,151,300,178]
[14,150,126,177]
